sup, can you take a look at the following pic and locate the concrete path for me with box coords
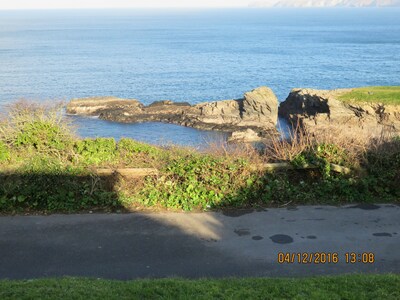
[0,204,399,279]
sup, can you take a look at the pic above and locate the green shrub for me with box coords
[292,143,349,178]
[135,154,253,211]
[0,153,120,212]
[118,138,160,156]
[116,138,164,166]
[74,138,117,165]
[260,173,373,205]
[19,155,65,174]
[0,101,74,157]
[15,120,72,152]
[0,173,119,212]
[365,140,400,198]
[0,141,10,162]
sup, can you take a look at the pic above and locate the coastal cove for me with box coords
[1,86,399,213]
[66,86,400,144]
[1,8,400,145]
[1,5,400,293]
[67,115,231,148]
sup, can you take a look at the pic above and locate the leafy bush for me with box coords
[0,141,10,162]
[19,155,66,174]
[261,173,372,205]
[134,154,255,210]
[292,143,349,178]
[365,138,400,197]
[0,101,74,157]
[74,138,117,165]
[0,173,118,212]
[116,138,165,166]
[15,120,72,153]
[118,138,161,156]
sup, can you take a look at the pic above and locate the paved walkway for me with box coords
[0,204,399,279]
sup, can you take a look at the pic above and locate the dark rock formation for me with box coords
[66,87,279,141]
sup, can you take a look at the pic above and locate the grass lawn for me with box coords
[0,274,399,299]
[338,86,400,105]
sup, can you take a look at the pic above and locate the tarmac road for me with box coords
[0,204,399,279]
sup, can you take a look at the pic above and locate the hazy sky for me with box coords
[0,0,251,9]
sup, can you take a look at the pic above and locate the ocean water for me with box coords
[0,8,399,146]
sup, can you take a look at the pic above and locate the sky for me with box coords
[0,0,252,10]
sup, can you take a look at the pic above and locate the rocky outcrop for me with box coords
[279,88,400,135]
[242,86,279,127]
[66,87,279,141]
[227,129,261,143]
[66,96,143,116]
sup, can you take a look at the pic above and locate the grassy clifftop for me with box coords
[337,86,400,105]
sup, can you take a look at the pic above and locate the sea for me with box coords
[0,8,399,147]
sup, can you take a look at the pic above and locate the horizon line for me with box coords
[1,6,396,11]
[0,7,249,11]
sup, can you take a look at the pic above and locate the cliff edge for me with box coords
[279,87,400,135]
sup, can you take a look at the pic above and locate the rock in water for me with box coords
[66,87,280,140]
[242,86,279,127]
[228,129,261,143]
[66,97,143,116]
[192,100,242,127]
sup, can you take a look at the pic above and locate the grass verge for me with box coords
[0,274,399,300]
[337,86,400,105]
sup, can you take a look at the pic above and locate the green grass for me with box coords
[0,275,399,299]
[338,86,400,105]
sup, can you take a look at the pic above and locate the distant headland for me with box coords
[249,0,400,8]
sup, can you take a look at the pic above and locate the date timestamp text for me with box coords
[277,252,375,264]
